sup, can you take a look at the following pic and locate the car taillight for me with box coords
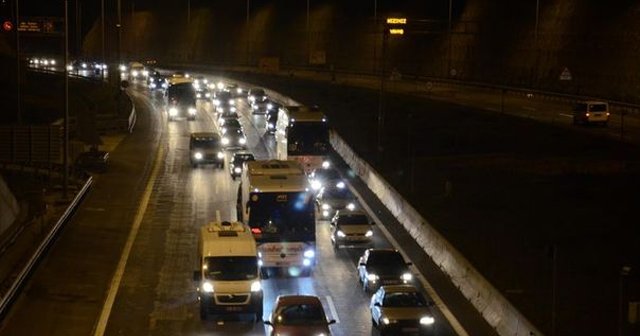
[251,228,262,234]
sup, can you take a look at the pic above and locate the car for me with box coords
[229,151,255,180]
[247,88,267,104]
[193,75,209,89]
[265,108,279,135]
[189,132,225,168]
[166,82,197,121]
[75,149,109,173]
[264,295,336,336]
[308,167,343,192]
[222,128,248,150]
[148,73,168,90]
[358,249,413,293]
[220,118,243,135]
[370,285,435,335]
[218,111,240,127]
[572,100,609,126]
[251,98,276,115]
[330,209,374,248]
[225,83,244,97]
[195,86,212,100]
[213,91,236,113]
[316,183,357,219]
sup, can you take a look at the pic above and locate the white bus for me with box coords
[237,160,316,277]
[275,105,330,173]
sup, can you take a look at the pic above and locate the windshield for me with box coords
[322,187,354,200]
[233,155,254,165]
[368,251,405,266]
[383,292,428,307]
[168,84,196,104]
[248,192,315,241]
[589,104,607,112]
[250,89,265,96]
[192,138,219,148]
[338,214,368,225]
[288,122,330,155]
[314,169,340,180]
[203,256,258,281]
[276,304,326,325]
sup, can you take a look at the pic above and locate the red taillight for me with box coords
[251,228,262,234]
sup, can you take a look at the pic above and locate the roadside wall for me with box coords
[0,175,19,235]
[330,131,543,336]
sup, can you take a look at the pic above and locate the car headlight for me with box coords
[268,123,274,129]
[322,161,331,169]
[337,230,346,238]
[188,107,197,115]
[347,203,356,210]
[367,274,379,282]
[250,281,262,292]
[196,93,202,98]
[239,137,246,145]
[217,152,224,159]
[230,106,237,112]
[51,60,57,65]
[382,317,391,325]
[66,65,73,71]
[131,70,138,77]
[142,70,149,77]
[213,99,220,106]
[202,281,214,293]
[401,273,413,282]
[267,103,273,110]
[303,258,312,267]
[420,316,435,325]
[336,181,345,189]
[81,62,88,68]
[311,180,322,190]
[365,230,373,237]
[194,152,203,160]
[169,107,178,116]
[252,105,258,110]
[119,64,127,72]
[221,137,230,145]
[162,83,168,89]
[321,203,330,210]
[205,92,211,98]
[150,83,156,88]
[304,249,315,258]
[234,167,242,173]
[229,100,235,105]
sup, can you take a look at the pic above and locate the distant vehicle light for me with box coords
[322,161,330,169]
[337,230,346,238]
[234,167,242,173]
[251,227,262,234]
[365,230,373,237]
[188,107,197,115]
[336,181,345,189]
[239,137,247,145]
[217,152,224,159]
[346,203,356,210]
[250,281,262,292]
[81,62,87,68]
[194,152,203,160]
[420,316,435,325]
[221,137,230,145]
[169,107,178,116]
[217,82,224,90]
[119,64,127,72]
[236,88,242,94]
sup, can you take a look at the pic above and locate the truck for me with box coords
[193,221,263,321]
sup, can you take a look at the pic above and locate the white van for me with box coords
[572,101,609,126]
[194,221,263,321]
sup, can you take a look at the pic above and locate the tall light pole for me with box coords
[306,0,310,64]
[187,0,191,25]
[15,0,21,124]
[63,0,70,198]
[246,0,250,65]
[117,0,121,66]
[373,0,377,73]
[101,0,105,73]
[534,0,540,43]
[447,0,453,77]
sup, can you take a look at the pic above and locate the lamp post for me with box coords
[246,0,250,65]
[447,0,453,77]
[306,0,310,64]
[15,0,21,124]
[63,0,69,198]
[187,0,191,25]
[101,0,105,77]
[117,0,121,67]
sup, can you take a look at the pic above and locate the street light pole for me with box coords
[101,0,105,74]
[117,0,121,66]
[377,28,388,163]
[373,0,377,73]
[447,0,453,77]
[15,0,21,124]
[535,0,540,43]
[246,0,250,65]
[63,0,70,198]
[187,0,191,25]
[306,0,310,64]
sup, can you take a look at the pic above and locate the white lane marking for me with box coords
[559,113,573,118]
[325,295,340,324]
[215,210,221,222]
[350,185,470,336]
[93,144,165,336]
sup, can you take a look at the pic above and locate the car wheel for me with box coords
[199,304,207,320]
[255,307,263,322]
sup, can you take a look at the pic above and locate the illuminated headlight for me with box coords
[401,273,413,282]
[250,281,262,292]
[119,64,127,72]
[253,105,258,110]
[162,82,168,89]
[249,96,255,102]
[150,83,157,89]
[50,60,57,65]
[336,181,345,189]
[322,161,331,169]
[234,167,242,173]
[239,137,247,145]
[311,180,322,190]
[236,88,242,94]
[267,103,273,110]
[420,316,435,325]
[213,99,220,106]
[221,137,230,145]
[81,62,88,68]
[268,123,275,129]
[188,107,197,115]
[185,73,190,78]
[205,92,211,98]
[217,82,224,90]
[42,60,49,65]
[321,204,330,210]
[367,274,379,282]
[202,281,214,293]
[365,230,373,237]
[169,107,178,116]
[203,79,208,84]
[142,70,149,77]
[230,107,237,112]
[194,152,203,160]
[382,317,390,325]
[229,99,235,105]
[337,230,346,238]
[196,93,202,98]
[346,203,356,211]
[131,70,139,77]
[66,65,73,71]
[322,210,329,217]
[217,152,224,159]
[303,258,312,267]
[304,249,315,259]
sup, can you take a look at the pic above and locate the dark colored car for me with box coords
[220,118,243,135]
[222,128,248,150]
[230,151,255,180]
[316,184,357,219]
[189,132,225,168]
[357,249,414,292]
[264,295,335,336]
[247,88,267,104]
[308,167,343,192]
[166,82,197,121]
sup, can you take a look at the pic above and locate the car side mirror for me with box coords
[193,271,201,282]
[328,319,336,325]
[263,321,272,326]
[374,302,381,307]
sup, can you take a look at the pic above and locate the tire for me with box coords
[199,304,208,321]
[255,306,263,322]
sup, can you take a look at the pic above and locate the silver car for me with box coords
[370,285,435,335]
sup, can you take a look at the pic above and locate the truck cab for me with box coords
[166,80,197,121]
[194,221,263,321]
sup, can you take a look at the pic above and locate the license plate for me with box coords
[225,306,242,312]
[402,327,419,332]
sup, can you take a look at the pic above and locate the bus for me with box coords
[275,105,330,173]
[237,160,316,277]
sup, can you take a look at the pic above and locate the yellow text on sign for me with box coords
[386,18,407,24]
[389,28,404,35]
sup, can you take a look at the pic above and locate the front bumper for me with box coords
[200,291,263,315]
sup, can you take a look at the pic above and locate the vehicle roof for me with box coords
[284,105,327,122]
[190,132,219,139]
[169,77,193,86]
[233,151,254,158]
[368,248,401,255]
[246,160,305,175]
[275,295,323,306]
[336,209,368,217]
[200,221,256,256]
[380,285,420,294]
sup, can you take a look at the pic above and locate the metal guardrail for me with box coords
[0,176,93,320]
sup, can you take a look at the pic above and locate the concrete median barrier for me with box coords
[330,131,543,336]
[0,176,19,236]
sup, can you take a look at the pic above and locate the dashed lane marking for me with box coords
[325,295,340,324]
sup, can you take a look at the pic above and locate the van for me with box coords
[193,221,263,321]
[189,132,224,168]
[572,101,609,126]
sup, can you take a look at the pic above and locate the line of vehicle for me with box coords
[347,184,470,336]
[92,139,165,336]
